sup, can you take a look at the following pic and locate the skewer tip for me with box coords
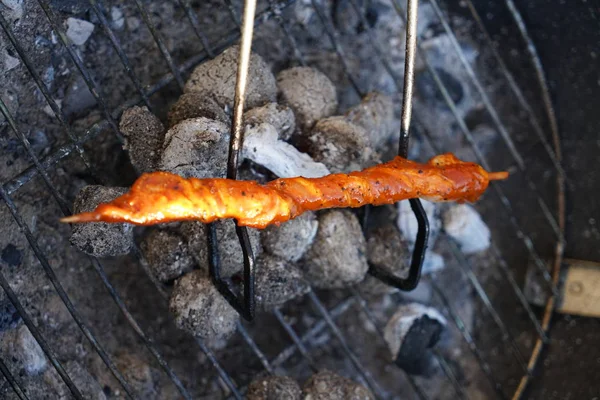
[60,212,100,223]
[488,171,509,181]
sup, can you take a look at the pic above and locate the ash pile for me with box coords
[0,1,526,399]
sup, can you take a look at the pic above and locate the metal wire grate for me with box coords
[0,0,564,399]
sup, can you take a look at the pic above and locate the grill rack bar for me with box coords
[306,291,387,398]
[343,0,530,380]
[88,0,153,110]
[132,0,186,91]
[0,269,83,399]
[178,0,216,58]
[428,0,561,240]
[431,282,507,399]
[0,12,96,179]
[282,2,511,397]
[0,1,283,397]
[350,289,430,400]
[36,0,122,141]
[252,2,440,397]
[389,0,560,299]
[0,346,29,400]
[0,0,564,399]
[0,98,137,398]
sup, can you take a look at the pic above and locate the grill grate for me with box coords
[0,0,564,399]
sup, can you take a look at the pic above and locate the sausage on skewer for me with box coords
[61,153,508,229]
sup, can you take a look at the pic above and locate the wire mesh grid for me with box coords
[0,0,564,399]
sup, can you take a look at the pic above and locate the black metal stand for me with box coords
[207,223,256,321]
[367,198,429,290]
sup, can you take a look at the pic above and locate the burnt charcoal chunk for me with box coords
[308,116,372,173]
[394,316,443,376]
[384,303,447,377]
[261,212,318,262]
[1,244,22,267]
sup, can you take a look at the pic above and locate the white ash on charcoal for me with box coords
[140,227,195,283]
[307,116,374,173]
[119,106,166,174]
[302,370,374,400]
[261,211,319,263]
[359,224,410,297]
[247,375,302,400]
[65,17,95,46]
[244,102,296,141]
[344,92,396,149]
[253,254,311,311]
[179,220,262,278]
[276,66,338,131]
[397,199,445,274]
[169,270,238,344]
[69,185,134,257]
[0,324,47,376]
[167,92,230,127]
[184,45,277,109]
[383,303,447,377]
[442,204,491,254]
[159,117,230,179]
[300,210,369,289]
[243,122,330,178]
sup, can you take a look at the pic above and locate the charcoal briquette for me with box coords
[254,254,310,311]
[169,270,238,342]
[184,45,276,109]
[140,228,195,283]
[119,106,165,174]
[261,211,318,262]
[308,116,373,173]
[244,102,296,141]
[69,186,134,257]
[160,117,230,179]
[276,67,338,130]
[300,210,368,289]
[168,92,230,127]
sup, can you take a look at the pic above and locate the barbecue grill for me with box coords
[0,0,568,399]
